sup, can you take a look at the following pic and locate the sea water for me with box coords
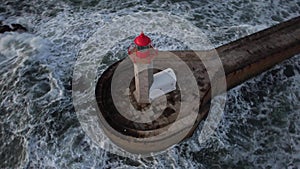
[0,0,299,168]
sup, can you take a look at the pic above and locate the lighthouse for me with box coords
[128,32,156,104]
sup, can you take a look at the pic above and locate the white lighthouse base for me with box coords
[149,68,177,101]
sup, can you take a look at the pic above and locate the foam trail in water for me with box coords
[0,0,300,168]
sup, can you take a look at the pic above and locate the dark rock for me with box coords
[0,23,27,33]
[11,24,27,32]
[0,25,12,33]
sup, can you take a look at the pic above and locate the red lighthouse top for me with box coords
[134,32,151,46]
[128,32,157,63]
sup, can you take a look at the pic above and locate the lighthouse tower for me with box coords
[128,32,156,104]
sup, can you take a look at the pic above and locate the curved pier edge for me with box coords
[95,16,300,154]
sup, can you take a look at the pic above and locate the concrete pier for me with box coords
[95,16,300,155]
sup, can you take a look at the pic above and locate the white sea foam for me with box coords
[0,0,299,168]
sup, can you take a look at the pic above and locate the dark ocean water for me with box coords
[0,0,299,168]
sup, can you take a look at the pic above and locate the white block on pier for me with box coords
[149,68,177,101]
